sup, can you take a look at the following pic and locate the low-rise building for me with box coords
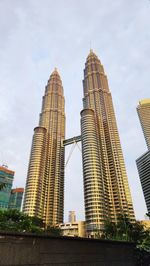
[58,221,86,238]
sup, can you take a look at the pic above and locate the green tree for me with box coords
[102,214,150,252]
[101,219,117,240]
[44,226,62,236]
[0,209,43,233]
[0,209,63,236]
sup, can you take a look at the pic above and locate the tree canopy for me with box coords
[0,209,61,236]
[101,214,150,252]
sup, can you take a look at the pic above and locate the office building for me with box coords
[136,99,150,215]
[136,151,150,215]
[9,188,24,211]
[0,165,14,209]
[23,68,65,226]
[81,50,135,236]
[23,51,135,234]
[68,211,76,223]
[137,99,150,150]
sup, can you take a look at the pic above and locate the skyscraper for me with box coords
[0,165,14,209]
[137,99,150,150]
[136,99,150,215]
[81,50,135,236]
[23,69,65,226]
[136,151,150,215]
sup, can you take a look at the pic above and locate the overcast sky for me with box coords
[0,0,149,221]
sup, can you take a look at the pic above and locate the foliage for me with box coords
[0,209,62,237]
[30,216,44,228]
[101,214,150,252]
[0,209,43,233]
[44,226,62,236]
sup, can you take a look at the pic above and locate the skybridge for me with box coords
[62,135,81,146]
[62,135,81,167]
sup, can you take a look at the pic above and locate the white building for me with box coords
[58,221,86,238]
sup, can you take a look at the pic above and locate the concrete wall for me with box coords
[0,232,136,265]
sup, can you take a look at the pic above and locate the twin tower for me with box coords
[23,50,135,236]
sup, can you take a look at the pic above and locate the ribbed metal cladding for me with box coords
[23,127,47,218]
[23,69,65,226]
[81,50,135,236]
[81,109,105,232]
